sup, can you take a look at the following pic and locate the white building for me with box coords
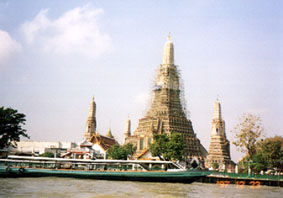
[15,141,77,155]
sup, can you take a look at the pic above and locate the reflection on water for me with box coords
[0,177,282,198]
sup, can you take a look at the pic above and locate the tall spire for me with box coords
[162,33,174,65]
[154,34,179,91]
[124,118,131,138]
[213,99,222,120]
[88,97,96,118]
[211,99,225,136]
[84,97,97,141]
[206,99,233,171]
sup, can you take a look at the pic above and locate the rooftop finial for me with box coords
[162,33,174,65]
[167,32,172,41]
[106,126,114,138]
[216,94,220,102]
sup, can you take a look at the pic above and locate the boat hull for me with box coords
[0,167,207,183]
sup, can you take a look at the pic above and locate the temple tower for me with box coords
[124,119,131,138]
[125,35,207,164]
[84,97,97,141]
[206,99,234,171]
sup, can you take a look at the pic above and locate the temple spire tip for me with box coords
[216,94,220,102]
[162,33,174,65]
[167,32,172,41]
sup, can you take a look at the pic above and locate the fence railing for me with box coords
[207,171,283,181]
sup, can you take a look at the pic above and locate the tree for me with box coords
[123,143,136,157]
[149,134,169,160]
[150,133,185,161]
[107,144,136,160]
[39,152,54,158]
[252,136,283,172]
[0,107,29,149]
[251,152,267,173]
[237,156,250,174]
[212,162,219,170]
[232,113,263,157]
[237,136,283,173]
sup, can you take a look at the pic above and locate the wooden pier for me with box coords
[198,172,283,187]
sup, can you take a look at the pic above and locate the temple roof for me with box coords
[90,134,117,151]
[80,140,93,147]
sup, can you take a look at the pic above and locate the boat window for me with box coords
[191,160,198,169]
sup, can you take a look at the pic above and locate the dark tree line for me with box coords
[0,107,29,149]
[107,143,136,160]
[150,133,185,161]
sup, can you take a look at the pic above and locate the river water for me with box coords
[0,177,282,198]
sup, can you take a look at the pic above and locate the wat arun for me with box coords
[125,35,207,166]
[205,99,235,171]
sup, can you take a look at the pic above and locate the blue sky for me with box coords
[0,0,282,161]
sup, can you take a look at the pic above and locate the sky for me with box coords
[0,0,282,162]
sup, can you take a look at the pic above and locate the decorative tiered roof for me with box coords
[90,134,117,151]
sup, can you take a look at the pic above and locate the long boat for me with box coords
[0,155,209,183]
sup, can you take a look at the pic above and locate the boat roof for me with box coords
[5,155,175,164]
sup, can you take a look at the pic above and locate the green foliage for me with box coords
[123,143,136,157]
[251,153,267,173]
[237,159,249,174]
[150,134,169,160]
[212,162,219,170]
[107,144,136,160]
[238,136,283,173]
[252,136,283,172]
[150,133,185,161]
[107,144,120,159]
[0,106,29,149]
[232,113,263,157]
[39,152,54,158]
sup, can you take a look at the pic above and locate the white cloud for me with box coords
[21,9,50,44]
[0,30,21,63]
[21,5,111,58]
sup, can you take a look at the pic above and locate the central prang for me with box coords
[124,35,208,167]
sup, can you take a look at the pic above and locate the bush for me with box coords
[39,152,54,158]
